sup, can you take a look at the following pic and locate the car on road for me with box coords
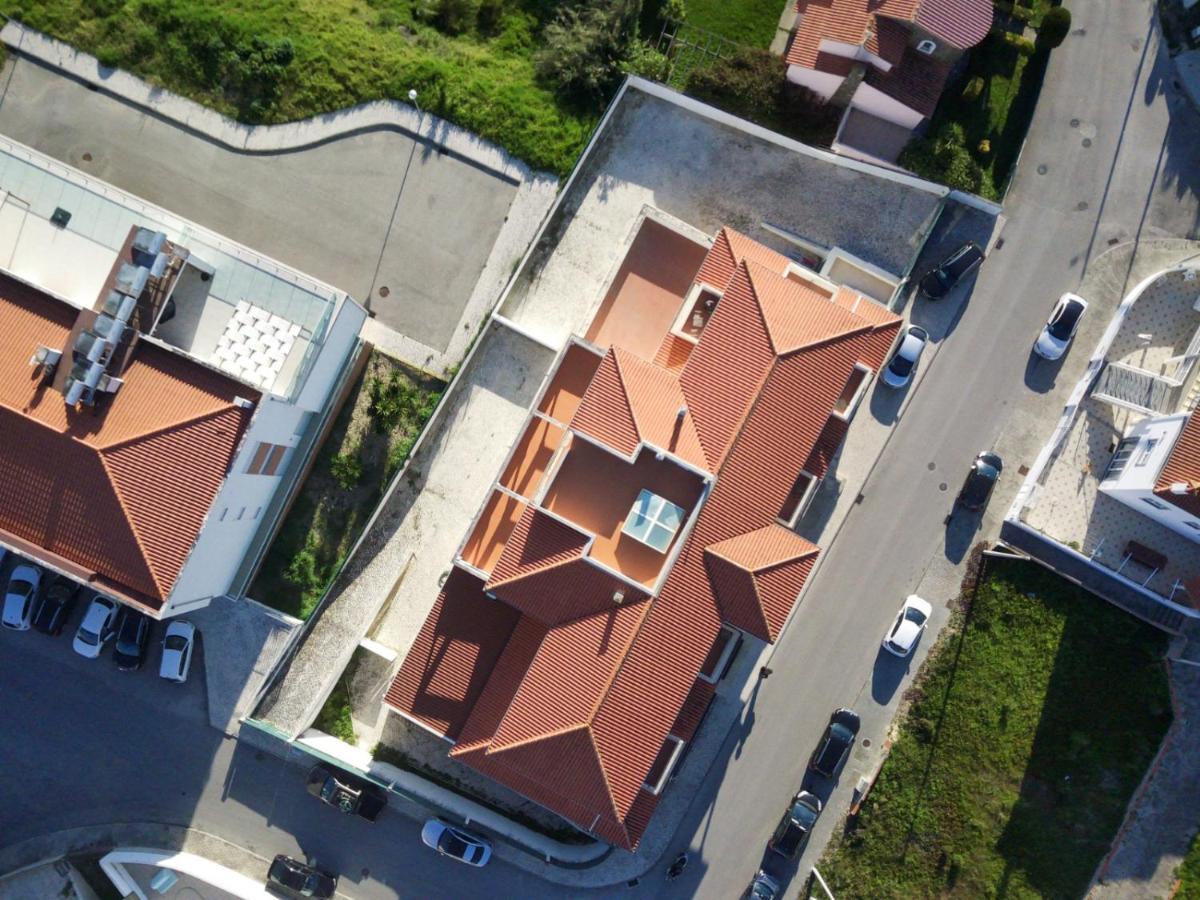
[159,620,196,683]
[73,594,119,658]
[32,576,79,636]
[266,855,337,900]
[881,324,929,388]
[1034,292,1088,360]
[421,818,492,867]
[919,242,984,300]
[305,764,387,821]
[956,450,1003,512]
[2,563,42,631]
[749,869,781,899]
[112,607,153,671]
[882,595,933,657]
[767,790,822,858]
[811,708,861,778]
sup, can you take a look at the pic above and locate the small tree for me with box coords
[435,0,481,35]
[535,0,642,101]
[1037,6,1071,50]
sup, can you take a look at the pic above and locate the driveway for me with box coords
[0,55,519,356]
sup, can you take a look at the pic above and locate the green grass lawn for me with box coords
[1178,830,1200,900]
[821,560,1172,899]
[250,351,443,619]
[0,0,596,176]
[682,0,782,47]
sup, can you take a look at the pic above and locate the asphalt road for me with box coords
[2,3,1198,900]
[0,57,518,351]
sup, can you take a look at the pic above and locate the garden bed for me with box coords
[250,351,443,619]
[820,558,1172,898]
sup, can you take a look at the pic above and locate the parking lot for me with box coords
[0,550,209,723]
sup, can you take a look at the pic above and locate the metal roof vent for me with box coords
[1170,482,1193,495]
[233,396,256,410]
[613,590,625,604]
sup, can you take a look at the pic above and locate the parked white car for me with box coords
[159,620,196,683]
[881,325,929,388]
[421,819,492,867]
[2,563,42,631]
[73,594,119,657]
[882,595,933,657]
[1034,292,1088,360]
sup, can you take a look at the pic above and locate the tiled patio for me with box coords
[1019,266,1200,608]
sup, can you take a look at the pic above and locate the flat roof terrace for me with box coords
[584,217,709,360]
[543,438,706,587]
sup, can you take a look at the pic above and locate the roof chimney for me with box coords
[676,405,687,421]
[234,396,256,409]
[613,590,625,604]
[1169,482,1195,495]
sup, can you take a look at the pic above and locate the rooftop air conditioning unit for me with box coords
[29,345,62,369]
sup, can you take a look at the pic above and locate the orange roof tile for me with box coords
[1155,413,1200,517]
[0,276,255,607]
[383,569,520,739]
[695,227,792,291]
[706,525,819,636]
[654,333,694,371]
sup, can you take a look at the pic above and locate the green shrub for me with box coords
[1002,30,1036,55]
[329,447,364,490]
[434,0,481,35]
[686,47,840,146]
[368,371,440,434]
[621,40,670,81]
[534,0,642,101]
[1038,6,1071,50]
[962,75,984,100]
[476,0,507,35]
[661,0,686,23]
[900,122,994,196]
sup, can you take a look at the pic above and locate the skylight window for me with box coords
[622,489,685,553]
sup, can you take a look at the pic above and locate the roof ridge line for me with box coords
[610,347,645,447]
[484,721,589,756]
[97,451,172,597]
[587,722,636,831]
[97,402,243,453]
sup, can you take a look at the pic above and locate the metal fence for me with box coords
[656,19,740,87]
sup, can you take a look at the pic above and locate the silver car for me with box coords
[1034,293,1087,360]
[421,819,492,866]
[159,620,196,683]
[881,325,929,388]
[72,594,118,657]
[2,563,42,631]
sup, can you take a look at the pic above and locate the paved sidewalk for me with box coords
[1089,661,1200,900]
[0,21,556,376]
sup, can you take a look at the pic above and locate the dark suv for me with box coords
[267,855,336,900]
[767,790,822,858]
[32,576,79,636]
[305,764,387,821]
[112,608,153,671]
[810,708,861,778]
[919,242,984,300]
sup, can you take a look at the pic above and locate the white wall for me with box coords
[1100,413,1200,544]
[817,38,893,72]
[162,298,366,616]
[849,83,924,130]
[785,65,846,101]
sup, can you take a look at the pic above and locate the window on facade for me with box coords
[699,626,742,683]
[778,471,816,525]
[642,735,685,795]
[622,489,686,553]
[916,39,938,55]
[1142,497,1170,511]
[1185,520,1200,531]
[833,365,870,419]
[1105,438,1139,479]
[247,442,289,476]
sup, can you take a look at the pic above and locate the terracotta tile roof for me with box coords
[804,415,850,480]
[670,678,716,743]
[393,226,900,849]
[573,347,710,471]
[705,525,820,637]
[863,45,955,118]
[485,506,648,625]
[0,276,255,607]
[695,227,792,290]
[1155,412,1200,517]
[383,569,520,739]
[787,0,990,69]
[654,333,694,371]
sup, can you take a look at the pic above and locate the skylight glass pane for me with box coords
[647,523,675,552]
[622,489,685,553]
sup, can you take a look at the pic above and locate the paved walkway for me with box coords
[1089,661,1200,899]
[0,22,556,375]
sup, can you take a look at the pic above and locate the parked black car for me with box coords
[956,451,1003,512]
[305,764,387,821]
[767,790,822,858]
[919,242,984,300]
[810,708,861,778]
[112,607,153,671]
[32,576,78,636]
[266,855,337,900]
